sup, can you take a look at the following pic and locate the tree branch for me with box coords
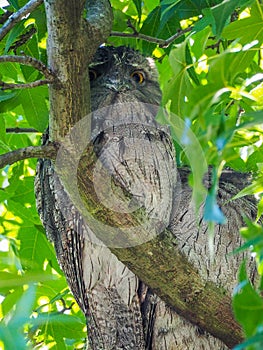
[0,79,52,90]
[44,0,113,140]
[0,55,55,80]
[0,142,58,169]
[111,25,193,48]
[44,0,89,141]
[6,127,38,133]
[0,0,43,42]
[73,147,253,348]
[85,0,113,45]
[0,10,13,25]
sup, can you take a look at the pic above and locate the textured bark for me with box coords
[43,0,112,140]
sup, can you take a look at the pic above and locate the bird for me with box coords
[35,45,177,349]
[35,46,255,350]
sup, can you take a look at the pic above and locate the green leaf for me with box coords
[132,0,142,20]
[205,0,256,37]
[234,333,263,350]
[185,43,200,85]
[1,287,24,316]
[19,225,60,272]
[233,262,263,337]
[19,85,49,132]
[223,2,263,45]
[233,177,263,199]
[160,0,222,25]
[140,6,161,55]
[7,0,19,10]
[163,41,192,117]
[0,284,36,349]
[5,19,26,53]
[0,91,17,102]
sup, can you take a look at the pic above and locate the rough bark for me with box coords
[43,0,112,141]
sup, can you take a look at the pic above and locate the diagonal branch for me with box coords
[6,127,38,133]
[0,142,58,169]
[111,25,193,48]
[0,55,55,89]
[0,79,52,90]
[0,55,55,80]
[0,0,43,41]
[0,10,13,25]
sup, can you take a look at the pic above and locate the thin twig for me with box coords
[6,127,39,133]
[0,0,43,41]
[110,26,193,48]
[0,142,59,169]
[0,79,52,90]
[0,10,13,25]
[0,55,54,80]
[0,55,55,89]
[9,27,37,53]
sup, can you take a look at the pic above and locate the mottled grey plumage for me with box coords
[35,46,177,349]
[35,46,256,350]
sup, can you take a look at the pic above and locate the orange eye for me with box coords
[131,71,145,84]
[89,69,97,81]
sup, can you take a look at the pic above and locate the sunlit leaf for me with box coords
[19,86,49,132]
[223,1,263,45]
[233,262,263,337]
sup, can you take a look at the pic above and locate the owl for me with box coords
[35,46,250,350]
[35,46,177,349]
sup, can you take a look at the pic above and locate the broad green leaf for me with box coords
[185,84,224,119]
[0,91,16,102]
[185,43,200,85]
[223,1,263,45]
[9,284,36,327]
[1,287,24,316]
[7,0,19,10]
[132,0,142,20]
[0,284,36,349]
[0,271,58,289]
[247,150,263,171]
[160,0,222,27]
[4,19,26,53]
[157,10,181,43]
[0,61,21,83]
[234,333,263,350]
[163,41,192,117]
[18,26,40,81]
[19,225,60,272]
[207,50,257,89]
[140,6,161,55]
[233,262,263,337]
[204,0,256,37]
[19,85,49,132]
[191,27,211,60]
